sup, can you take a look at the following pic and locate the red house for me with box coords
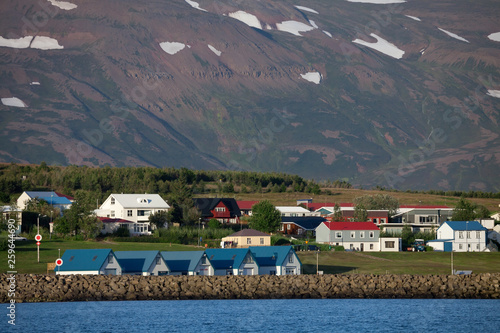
[193,198,242,224]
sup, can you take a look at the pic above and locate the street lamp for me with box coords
[198,218,201,247]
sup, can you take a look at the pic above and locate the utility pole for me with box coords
[316,250,319,274]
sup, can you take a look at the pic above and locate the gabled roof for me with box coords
[249,246,301,267]
[205,248,254,270]
[281,216,326,230]
[276,206,310,214]
[226,229,270,237]
[236,201,260,210]
[98,217,134,224]
[59,249,117,272]
[193,198,241,217]
[55,192,75,201]
[115,251,164,273]
[106,194,170,209]
[443,221,487,231]
[320,221,380,231]
[23,191,72,205]
[161,250,205,273]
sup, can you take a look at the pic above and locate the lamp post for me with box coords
[37,214,40,263]
[198,218,201,247]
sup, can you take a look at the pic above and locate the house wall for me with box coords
[149,255,170,276]
[427,241,445,251]
[236,262,259,275]
[99,255,122,275]
[452,230,486,252]
[379,237,401,252]
[16,192,31,210]
[192,258,214,276]
[222,236,271,248]
[315,223,331,243]
[279,251,301,275]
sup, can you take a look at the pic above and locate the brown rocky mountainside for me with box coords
[0,0,499,191]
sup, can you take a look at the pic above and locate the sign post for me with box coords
[35,234,42,263]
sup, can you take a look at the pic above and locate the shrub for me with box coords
[113,227,130,237]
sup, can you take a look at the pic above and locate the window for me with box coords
[369,232,374,238]
[360,231,365,238]
[459,231,464,239]
[466,231,471,239]
[336,232,342,238]
[459,244,463,250]
[370,244,374,250]
[243,255,254,264]
[373,218,378,223]
[111,197,115,205]
[385,241,395,248]
[156,257,161,265]
[108,254,114,264]
[380,218,386,223]
[111,210,115,218]
[215,207,226,212]
[476,244,480,250]
[247,238,251,245]
[350,231,355,238]
[476,232,481,239]
[287,224,291,230]
[127,210,132,217]
[288,255,294,263]
[260,238,264,245]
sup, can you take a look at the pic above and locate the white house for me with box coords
[250,246,302,275]
[115,251,170,276]
[379,237,402,252]
[205,248,259,275]
[17,191,73,212]
[276,206,318,217]
[427,221,488,252]
[315,221,381,252]
[95,194,170,235]
[56,249,122,275]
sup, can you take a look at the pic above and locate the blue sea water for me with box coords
[2,299,499,332]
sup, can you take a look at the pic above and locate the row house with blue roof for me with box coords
[115,251,169,276]
[56,249,122,275]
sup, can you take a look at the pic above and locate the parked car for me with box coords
[13,236,27,241]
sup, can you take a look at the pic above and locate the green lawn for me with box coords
[298,251,500,275]
[1,238,202,274]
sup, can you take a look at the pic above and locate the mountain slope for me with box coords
[1,0,499,191]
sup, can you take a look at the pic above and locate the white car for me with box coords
[13,236,28,241]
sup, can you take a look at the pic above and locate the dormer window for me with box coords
[111,197,115,205]
[137,198,151,204]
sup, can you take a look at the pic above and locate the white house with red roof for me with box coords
[315,221,381,252]
[237,200,260,216]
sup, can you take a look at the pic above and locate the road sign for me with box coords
[35,234,42,241]
[36,241,41,246]
[55,258,63,266]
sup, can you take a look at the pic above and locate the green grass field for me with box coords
[2,238,500,275]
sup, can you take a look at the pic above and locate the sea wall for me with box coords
[2,273,500,303]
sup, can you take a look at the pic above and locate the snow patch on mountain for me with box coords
[294,5,319,14]
[208,44,221,56]
[323,31,333,38]
[30,36,64,50]
[353,33,405,59]
[405,15,421,21]
[48,0,77,10]
[185,0,207,12]
[300,72,322,84]
[159,42,186,55]
[487,32,500,42]
[487,90,500,98]
[1,97,27,107]
[309,20,319,29]
[438,28,469,43]
[0,36,33,48]
[276,20,315,36]
[228,11,262,30]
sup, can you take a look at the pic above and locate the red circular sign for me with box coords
[35,234,42,241]
[55,258,63,266]
[36,241,41,246]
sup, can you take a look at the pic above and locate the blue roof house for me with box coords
[115,251,170,276]
[56,249,122,275]
[17,191,73,212]
[205,248,259,275]
[428,221,488,252]
[250,246,302,275]
[161,251,213,275]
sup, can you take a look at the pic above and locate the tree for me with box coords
[249,200,281,233]
[332,203,344,222]
[452,197,477,221]
[353,204,368,222]
[401,224,414,248]
[149,210,169,230]
[207,218,220,229]
[353,194,399,216]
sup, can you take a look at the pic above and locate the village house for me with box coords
[315,221,381,252]
[276,206,318,217]
[280,216,326,236]
[193,198,241,224]
[249,246,302,275]
[56,249,122,275]
[221,229,271,248]
[427,221,488,252]
[95,193,170,235]
[161,251,214,275]
[205,248,259,275]
[387,205,453,233]
[237,200,259,217]
[114,251,169,276]
[17,191,73,212]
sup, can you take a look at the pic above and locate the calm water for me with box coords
[3,299,499,332]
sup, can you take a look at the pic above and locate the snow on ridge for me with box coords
[487,32,500,42]
[159,42,186,55]
[276,20,315,36]
[347,0,406,4]
[30,82,40,85]
[405,15,421,22]
[0,36,33,49]
[300,72,322,84]
[48,0,77,10]
[208,44,221,56]
[185,0,207,12]
[438,28,469,43]
[487,90,500,98]
[353,33,405,59]
[30,36,64,50]
[294,5,319,14]
[1,97,27,108]
[323,31,333,38]
[228,11,262,30]
[309,20,319,29]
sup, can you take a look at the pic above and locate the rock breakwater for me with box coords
[2,273,499,303]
